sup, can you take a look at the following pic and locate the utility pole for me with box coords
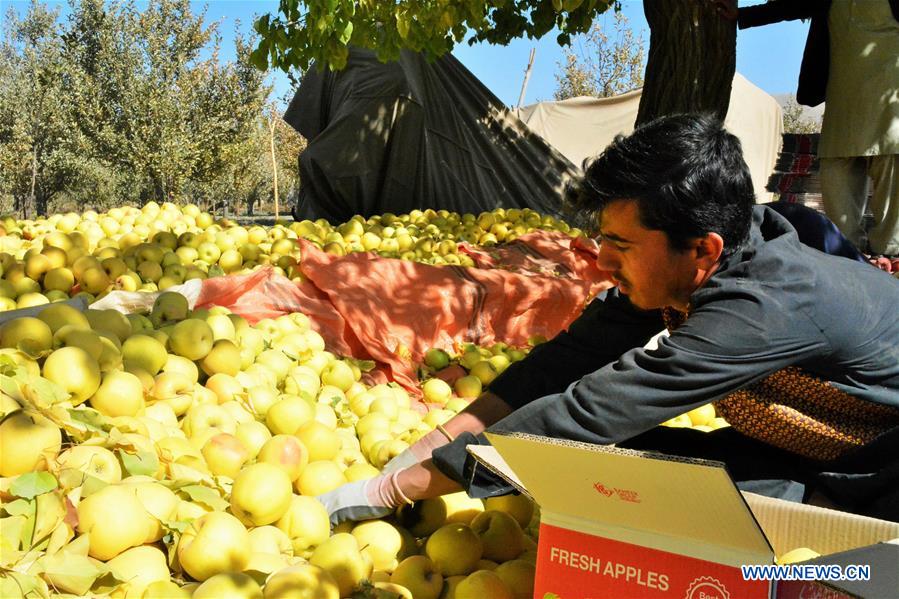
[516,48,537,112]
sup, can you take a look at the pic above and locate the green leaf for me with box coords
[339,21,354,44]
[35,551,106,596]
[67,408,110,433]
[179,484,229,511]
[0,572,50,599]
[3,498,34,517]
[249,45,269,71]
[10,472,58,499]
[0,515,26,562]
[163,520,190,533]
[118,449,160,477]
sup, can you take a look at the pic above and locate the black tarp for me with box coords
[283,47,581,224]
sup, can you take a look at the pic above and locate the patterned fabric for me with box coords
[661,308,899,461]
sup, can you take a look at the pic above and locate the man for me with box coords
[320,114,899,526]
[717,0,899,260]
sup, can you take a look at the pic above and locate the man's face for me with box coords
[595,200,704,311]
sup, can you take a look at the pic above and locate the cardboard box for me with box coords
[468,432,899,599]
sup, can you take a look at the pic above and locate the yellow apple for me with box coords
[295,460,346,496]
[470,510,525,562]
[262,564,340,599]
[56,444,122,487]
[425,523,483,576]
[88,370,145,417]
[265,395,314,436]
[483,494,534,529]
[0,409,61,476]
[202,432,250,478]
[235,420,271,459]
[177,511,250,581]
[494,559,535,599]
[390,556,444,599]
[310,533,373,597]
[76,484,153,560]
[192,572,262,599]
[200,339,241,377]
[106,545,170,597]
[275,495,331,556]
[230,462,293,526]
[257,434,309,482]
[36,302,90,333]
[162,354,199,384]
[455,570,513,599]
[142,580,191,598]
[352,520,406,572]
[42,346,101,404]
[422,379,452,405]
[247,525,294,557]
[120,478,179,543]
[122,334,168,375]
[0,316,52,352]
[453,375,482,399]
[687,403,717,427]
[294,420,340,462]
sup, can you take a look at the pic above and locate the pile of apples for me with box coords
[0,203,583,310]
[0,291,540,598]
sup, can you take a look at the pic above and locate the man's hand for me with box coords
[711,0,738,21]
[317,471,411,527]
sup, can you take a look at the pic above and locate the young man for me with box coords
[320,114,899,526]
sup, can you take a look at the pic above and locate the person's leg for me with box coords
[866,154,899,256]
[820,156,870,250]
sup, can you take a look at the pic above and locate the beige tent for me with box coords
[517,73,783,202]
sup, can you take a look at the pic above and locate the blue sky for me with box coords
[3,0,810,107]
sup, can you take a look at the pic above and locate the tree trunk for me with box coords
[26,145,38,220]
[269,116,280,221]
[636,0,736,127]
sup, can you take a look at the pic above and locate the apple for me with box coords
[0,410,61,476]
[169,318,214,360]
[202,432,250,478]
[88,370,145,417]
[76,483,153,560]
[344,462,381,482]
[320,360,355,392]
[483,494,534,529]
[453,375,482,399]
[200,339,241,377]
[295,420,341,462]
[42,346,101,405]
[265,395,314,435]
[206,372,243,403]
[192,572,262,599]
[36,302,90,333]
[310,532,373,597]
[56,444,122,487]
[687,403,717,427]
[262,564,340,599]
[422,379,452,405]
[295,460,347,496]
[470,510,525,562]
[106,545,170,597]
[142,580,191,598]
[247,525,294,557]
[455,570,513,599]
[275,495,331,556]
[163,354,200,384]
[177,511,250,581]
[390,555,444,599]
[235,420,272,459]
[122,333,168,375]
[778,547,821,564]
[494,559,535,599]
[150,291,189,327]
[257,434,309,481]
[230,462,293,526]
[425,523,483,576]
[206,312,237,341]
[424,348,451,370]
[352,520,405,572]
[120,478,179,542]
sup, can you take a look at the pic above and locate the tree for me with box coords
[554,11,644,100]
[781,95,821,134]
[256,0,737,126]
[0,2,86,217]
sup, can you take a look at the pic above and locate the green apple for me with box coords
[483,494,534,529]
[122,333,168,375]
[150,291,189,327]
[494,559,535,599]
[169,318,214,361]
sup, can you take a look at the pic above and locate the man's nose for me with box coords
[595,244,618,271]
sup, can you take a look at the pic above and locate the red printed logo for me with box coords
[593,482,614,497]
[593,482,641,503]
[685,577,730,599]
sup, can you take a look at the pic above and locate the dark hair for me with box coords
[568,113,755,255]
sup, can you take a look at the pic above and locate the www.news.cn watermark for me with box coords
[741,564,871,582]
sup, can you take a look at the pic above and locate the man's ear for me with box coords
[694,233,725,267]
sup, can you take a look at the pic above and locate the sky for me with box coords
[2,0,811,108]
